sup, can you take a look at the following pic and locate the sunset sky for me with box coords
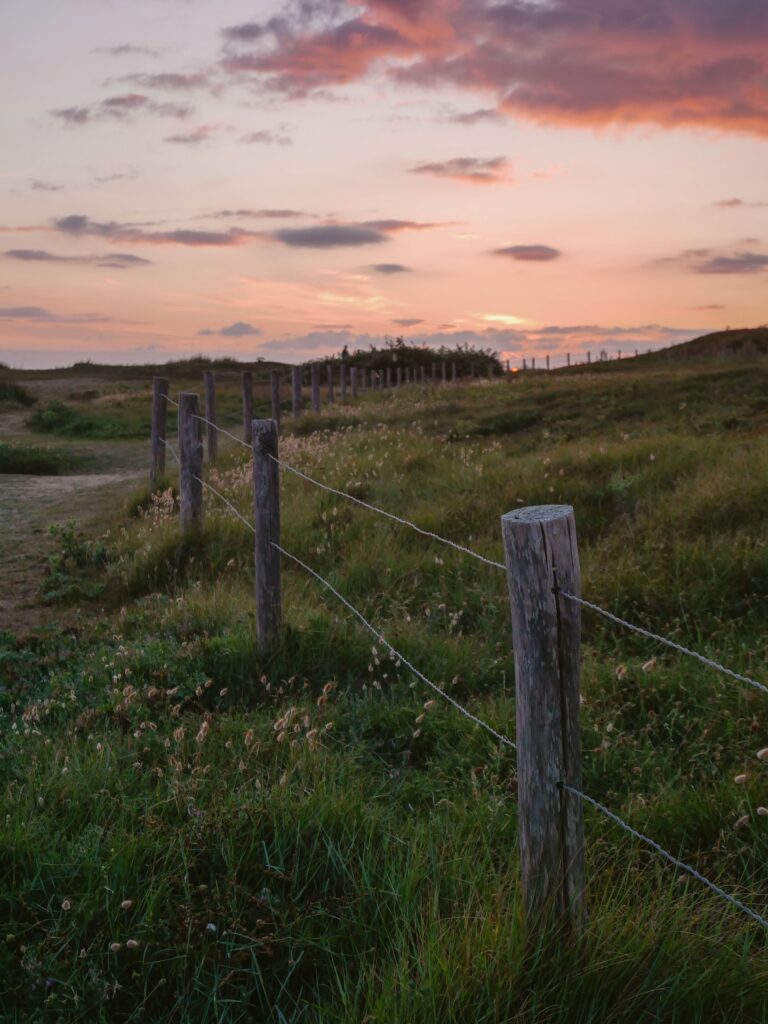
[1,0,767,368]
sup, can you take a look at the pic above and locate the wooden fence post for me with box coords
[270,370,281,429]
[311,363,321,413]
[178,392,204,533]
[242,372,253,445]
[292,366,303,418]
[202,371,217,464]
[567,353,571,367]
[351,365,358,399]
[451,360,457,381]
[327,362,335,404]
[252,418,281,647]
[420,366,426,385]
[150,376,169,488]
[340,363,347,402]
[441,359,447,383]
[501,504,585,937]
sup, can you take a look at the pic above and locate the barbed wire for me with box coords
[162,394,179,408]
[192,412,252,451]
[563,782,768,931]
[559,590,768,699]
[270,454,507,571]
[160,438,180,465]
[273,541,516,751]
[164,465,768,931]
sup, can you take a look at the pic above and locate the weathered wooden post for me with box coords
[351,365,358,399]
[327,362,335,404]
[451,360,457,382]
[441,360,447,383]
[395,366,401,387]
[271,370,282,429]
[340,363,347,402]
[251,419,281,647]
[202,371,217,463]
[150,376,169,488]
[292,366,303,418]
[587,351,591,364]
[178,392,204,533]
[567,353,571,367]
[420,366,426,385]
[385,367,392,388]
[532,357,536,371]
[501,504,585,937]
[523,358,527,371]
[311,363,321,413]
[242,371,253,445]
[546,355,550,372]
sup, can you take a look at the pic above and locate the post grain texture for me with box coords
[241,372,254,445]
[291,366,303,418]
[501,505,585,937]
[203,371,217,463]
[252,419,281,647]
[150,376,169,488]
[311,363,321,413]
[178,392,204,533]
[271,370,282,429]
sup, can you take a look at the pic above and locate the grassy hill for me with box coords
[657,325,768,360]
[1,357,768,1021]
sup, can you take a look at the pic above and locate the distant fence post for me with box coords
[150,376,169,489]
[252,418,281,647]
[501,504,585,938]
[351,365,358,399]
[292,366,303,418]
[202,371,217,464]
[451,360,457,381]
[441,360,447,383]
[327,362,335,404]
[271,370,281,430]
[567,353,571,367]
[311,363,321,413]
[178,392,204,533]
[340,363,347,402]
[420,366,426,385]
[242,372,253,445]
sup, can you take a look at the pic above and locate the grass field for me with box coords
[1,355,768,1022]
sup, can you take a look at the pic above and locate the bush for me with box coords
[0,442,68,475]
[0,380,36,406]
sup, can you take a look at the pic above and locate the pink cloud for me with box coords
[218,1,768,136]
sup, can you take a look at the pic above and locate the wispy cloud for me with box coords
[112,72,210,91]
[94,44,163,58]
[713,197,768,208]
[53,214,259,247]
[492,244,561,261]
[241,129,292,145]
[30,179,64,192]
[198,321,261,337]
[411,156,510,184]
[660,247,768,274]
[52,94,191,126]
[0,305,113,324]
[164,124,221,144]
[5,249,152,269]
[369,263,411,273]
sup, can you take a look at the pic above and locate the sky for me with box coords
[1,0,767,369]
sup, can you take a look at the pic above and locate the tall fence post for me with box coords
[327,362,335,404]
[501,504,585,937]
[351,365,358,400]
[178,392,204,533]
[150,376,169,489]
[292,366,303,418]
[252,418,281,647]
[441,360,447,383]
[271,370,281,430]
[340,363,347,402]
[203,370,217,463]
[311,363,321,413]
[242,371,253,445]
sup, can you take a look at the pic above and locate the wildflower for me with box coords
[110,943,122,953]
[642,658,657,672]
[734,774,748,785]
[757,748,768,761]
[206,923,217,934]
[324,721,334,731]
[61,899,71,912]
[126,939,140,950]
[120,900,133,910]
[196,721,210,744]
[173,727,186,743]
[244,729,254,747]
[219,688,228,697]
[615,665,627,680]
[758,807,768,817]
[412,729,422,739]
[735,815,750,830]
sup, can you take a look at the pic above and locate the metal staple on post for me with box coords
[252,418,281,647]
[501,504,585,937]
[242,371,253,445]
[150,376,169,488]
[178,392,204,533]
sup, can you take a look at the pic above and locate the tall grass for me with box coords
[1,358,768,1021]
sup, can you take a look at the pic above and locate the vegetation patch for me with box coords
[0,441,70,475]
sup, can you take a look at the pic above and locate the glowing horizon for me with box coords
[1,0,767,369]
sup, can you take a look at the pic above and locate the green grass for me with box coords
[2,357,768,1021]
[0,440,72,474]
[0,379,36,407]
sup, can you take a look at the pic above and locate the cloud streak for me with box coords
[52,94,191,126]
[493,245,562,262]
[411,156,510,184]
[198,321,261,337]
[5,249,152,269]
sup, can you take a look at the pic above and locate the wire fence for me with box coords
[158,402,768,933]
